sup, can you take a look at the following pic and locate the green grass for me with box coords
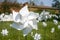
[0,21,60,40]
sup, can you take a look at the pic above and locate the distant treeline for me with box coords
[0,0,21,14]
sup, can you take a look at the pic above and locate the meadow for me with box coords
[0,21,60,40]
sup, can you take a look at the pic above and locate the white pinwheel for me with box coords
[38,10,50,21]
[10,5,38,36]
[10,10,24,30]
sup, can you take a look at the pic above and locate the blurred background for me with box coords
[0,0,60,14]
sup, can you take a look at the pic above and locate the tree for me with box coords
[52,0,60,10]
[1,0,20,14]
[29,0,35,5]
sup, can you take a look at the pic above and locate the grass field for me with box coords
[0,21,60,40]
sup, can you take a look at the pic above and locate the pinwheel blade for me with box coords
[23,26,33,36]
[10,23,24,30]
[12,10,21,22]
[19,5,29,17]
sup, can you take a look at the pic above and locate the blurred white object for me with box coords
[42,22,47,27]
[1,29,8,36]
[9,14,13,21]
[0,13,4,21]
[33,33,41,40]
[49,14,52,18]
[58,25,60,29]
[31,32,33,36]
[1,13,4,16]
[29,11,39,22]
[51,28,55,33]
[12,10,22,23]
[3,15,9,21]
[0,13,13,21]
[53,20,58,25]
[38,10,50,21]
[52,15,58,19]
[11,5,38,36]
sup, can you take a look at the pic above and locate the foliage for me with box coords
[52,0,60,10]
[0,0,20,14]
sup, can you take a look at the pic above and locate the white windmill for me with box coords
[10,5,38,36]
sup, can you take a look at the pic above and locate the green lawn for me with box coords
[0,21,60,40]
